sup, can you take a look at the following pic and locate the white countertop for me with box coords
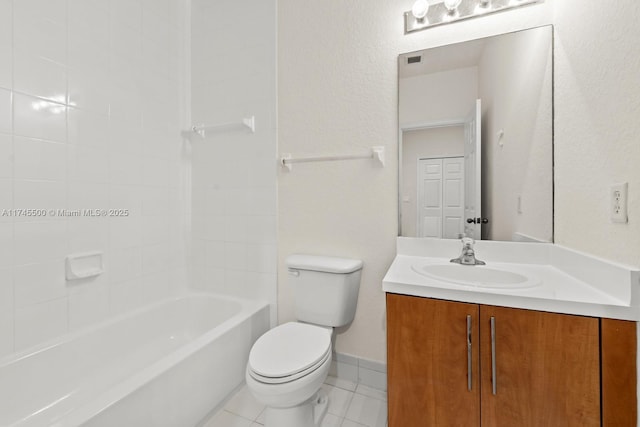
[383,238,640,321]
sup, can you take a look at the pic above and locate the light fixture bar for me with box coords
[405,0,544,34]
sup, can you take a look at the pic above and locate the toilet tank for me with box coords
[286,254,363,327]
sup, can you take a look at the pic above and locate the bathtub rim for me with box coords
[1,292,270,427]
[0,292,265,368]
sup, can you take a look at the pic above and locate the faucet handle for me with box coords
[461,237,475,247]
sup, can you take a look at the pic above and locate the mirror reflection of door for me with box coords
[402,123,466,238]
[402,99,482,240]
[417,157,464,239]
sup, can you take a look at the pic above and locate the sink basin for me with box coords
[411,263,540,289]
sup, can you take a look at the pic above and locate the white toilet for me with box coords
[246,254,363,427]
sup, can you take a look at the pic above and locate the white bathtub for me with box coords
[0,293,270,427]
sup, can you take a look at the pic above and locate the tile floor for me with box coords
[202,376,388,427]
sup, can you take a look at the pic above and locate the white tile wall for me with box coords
[0,268,13,312]
[0,180,12,225]
[0,88,11,132]
[14,297,68,350]
[0,1,12,91]
[67,280,110,329]
[190,0,277,324]
[0,0,189,358]
[0,134,12,176]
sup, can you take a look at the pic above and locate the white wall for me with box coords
[189,0,277,322]
[478,26,553,242]
[554,2,640,264]
[399,67,478,125]
[401,126,464,237]
[279,0,640,362]
[0,0,189,358]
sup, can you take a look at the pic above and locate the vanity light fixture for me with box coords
[410,0,430,28]
[411,0,430,20]
[474,0,492,14]
[444,0,463,11]
[443,0,462,20]
[405,0,544,34]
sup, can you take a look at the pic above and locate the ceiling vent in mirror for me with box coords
[407,55,422,64]
[404,0,544,34]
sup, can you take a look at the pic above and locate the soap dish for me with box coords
[65,251,104,281]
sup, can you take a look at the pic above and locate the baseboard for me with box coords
[329,352,387,392]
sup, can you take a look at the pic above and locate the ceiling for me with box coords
[399,36,487,78]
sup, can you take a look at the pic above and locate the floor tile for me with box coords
[357,367,387,392]
[255,408,265,424]
[204,377,388,427]
[322,383,354,418]
[345,393,387,427]
[325,375,358,392]
[203,410,253,427]
[224,385,265,420]
[320,413,343,427]
[355,384,387,401]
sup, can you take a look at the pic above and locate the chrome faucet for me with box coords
[450,237,485,266]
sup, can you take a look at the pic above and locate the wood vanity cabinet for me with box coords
[387,293,637,427]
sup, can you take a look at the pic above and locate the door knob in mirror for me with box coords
[467,218,490,224]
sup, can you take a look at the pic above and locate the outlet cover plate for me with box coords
[611,182,628,223]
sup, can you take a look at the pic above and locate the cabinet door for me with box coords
[480,306,600,427]
[387,294,480,427]
[601,318,637,427]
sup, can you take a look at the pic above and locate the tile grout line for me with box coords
[216,378,387,427]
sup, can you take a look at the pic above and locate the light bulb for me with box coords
[411,0,429,20]
[443,0,462,11]
[475,0,492,13]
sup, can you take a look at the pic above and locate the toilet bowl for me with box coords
[245,254,363,427]
[245,322,332,426]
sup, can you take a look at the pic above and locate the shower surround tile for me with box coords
[13,136,67,181]
[0,0,189,356]
[189,0,277,317]
[13,52,67,102]
[0,88,11,133]
[0,312,13,358]
[0,0,11,90]
[0,267,13,312]
[13,221,68,265]
[0,133,12,178]
[14,298,68,351]
[12,93,67,143]
[0,179,11,224]
[13,180,67,220]
[14,260,67,308]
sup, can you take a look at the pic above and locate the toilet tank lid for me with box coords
[286,254,363,274]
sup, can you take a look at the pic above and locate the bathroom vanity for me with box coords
[383,238,639,427]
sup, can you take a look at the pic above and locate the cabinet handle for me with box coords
[490,316,497,395]
[467,315,472,391]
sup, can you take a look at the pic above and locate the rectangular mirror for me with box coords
[398,25,553,242]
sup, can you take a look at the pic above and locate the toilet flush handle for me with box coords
[288,269,300,277]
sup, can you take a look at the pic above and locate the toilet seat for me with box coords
[248,322,332,384]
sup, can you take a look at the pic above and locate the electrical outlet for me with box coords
[611,182,628,223]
